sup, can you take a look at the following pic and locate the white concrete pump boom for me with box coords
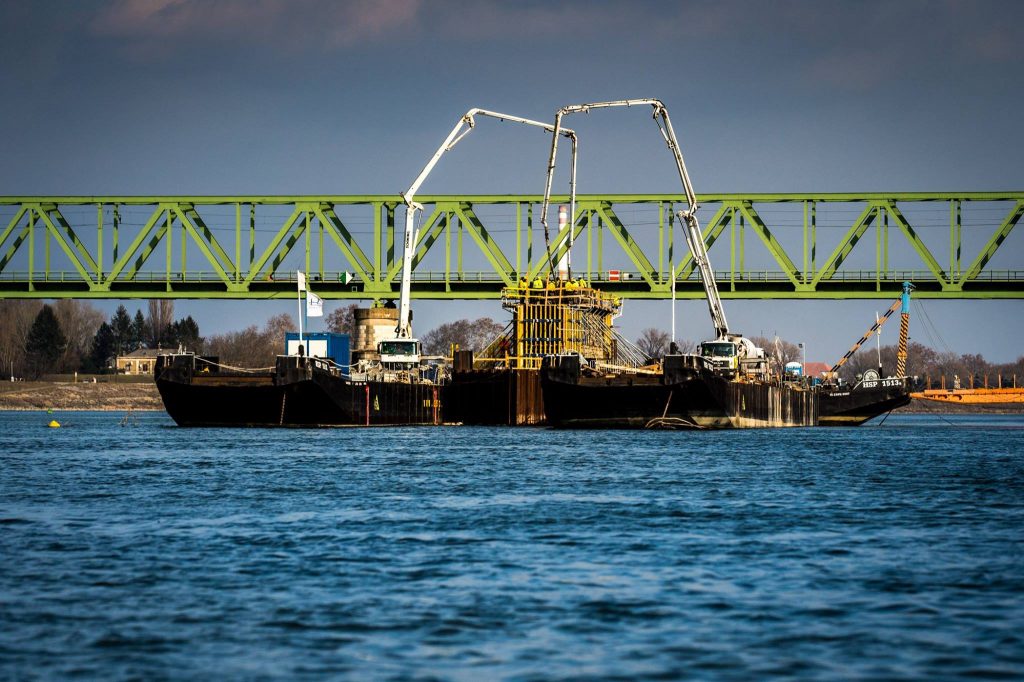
[540,98,730,339]
[396,108,578,340]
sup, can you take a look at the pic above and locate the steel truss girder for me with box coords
[0,193,1021,300]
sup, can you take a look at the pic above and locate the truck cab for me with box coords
[378,338,421,370]
[700,340,739,374]
[699,335,767,379]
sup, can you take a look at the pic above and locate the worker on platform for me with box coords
[532,276,543,289]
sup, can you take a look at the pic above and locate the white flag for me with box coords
[297,270,306,292]
[306,290,323,317]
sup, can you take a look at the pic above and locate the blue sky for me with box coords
[1,0,1022,362]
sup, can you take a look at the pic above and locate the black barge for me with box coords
[155,352,442,427]
[541,353,818,429]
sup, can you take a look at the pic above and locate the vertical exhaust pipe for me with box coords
[556,205,569,281]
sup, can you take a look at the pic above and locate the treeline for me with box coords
[839,341,1023,386]
[0,299,511,379]
[634,325,1023,385]
[0,300,201,379]
[0,300,365,377]
[196,309,504,365]
[204,313,294,368]
[420,318,506,355]
[14,299,1012,386]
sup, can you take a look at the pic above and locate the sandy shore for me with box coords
[895,399,1024,415]
[0,381,163,411]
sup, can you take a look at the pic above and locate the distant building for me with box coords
[115,348,160,376]
[802,361,832,380]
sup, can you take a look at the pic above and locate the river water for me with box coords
[1,412,1022,680]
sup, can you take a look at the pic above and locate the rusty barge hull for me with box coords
[540,355,817,429]
[444,369,545,425]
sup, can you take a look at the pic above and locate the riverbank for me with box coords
[895,398,1024,414]
[0,381,162,411]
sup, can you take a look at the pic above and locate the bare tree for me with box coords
[672,338,698,354]
[204,313,296,367]
[263,313,295,344]
[52,300,104,372]
[147,300,175,347]
[0,300,43,379]
[749,335,802,370]
[325,303,360,336]
[421,318,506,355]
[637,327,670,360]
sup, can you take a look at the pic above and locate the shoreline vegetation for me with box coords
[0,380,1021,415]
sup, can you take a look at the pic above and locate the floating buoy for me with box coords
[48,420,61,428]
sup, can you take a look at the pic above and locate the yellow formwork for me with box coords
[491,285,621,370]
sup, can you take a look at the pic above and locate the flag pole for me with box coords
[297,270,304,354]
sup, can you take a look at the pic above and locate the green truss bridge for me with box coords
[1,193,1021,300]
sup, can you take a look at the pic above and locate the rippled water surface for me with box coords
[2,412,1023,680]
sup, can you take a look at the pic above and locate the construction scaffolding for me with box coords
[502,284,620,367]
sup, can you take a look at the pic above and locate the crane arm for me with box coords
[829,282,914,376]
[395,109,577,340]
[541,98,730,338]
[828,299,901,375]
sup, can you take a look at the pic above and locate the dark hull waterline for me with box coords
[155,354,441,428]
[540,355,909,430]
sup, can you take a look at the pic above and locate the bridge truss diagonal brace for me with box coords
[592,203,659,288]
[173,205,240,290]
[811,203,878,287]
[453,203,515,286]
[37,205,100,282]
[676,203,730,280]
[882,201,950,289]
[315,204,375,285]
[243,206,305,286]
[737,202,802,288]
[384,206,445,288]
[959,200,1024,287]
[29,207,98,287]
[0,206,30,274]
[0,205,28,248]
[105,205,172,285]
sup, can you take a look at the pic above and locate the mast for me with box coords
[895,281,913,377]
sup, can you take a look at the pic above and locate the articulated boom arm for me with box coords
[396,109,578,339]
[541,98,729,338]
